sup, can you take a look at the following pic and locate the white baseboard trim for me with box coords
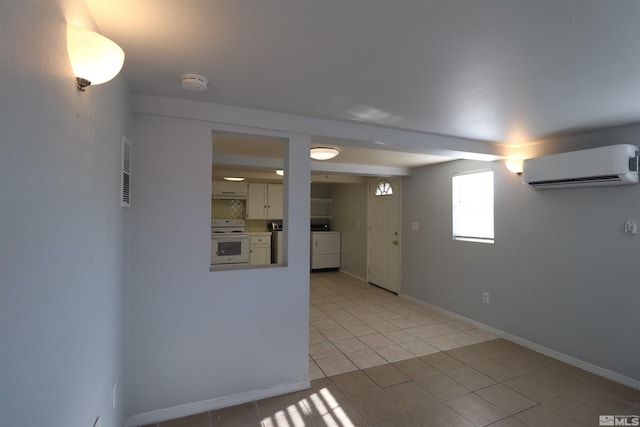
[126,380,310,427]
[400,293,640,391]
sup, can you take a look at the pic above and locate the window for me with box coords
[375,180,393,196]
[452,169,494,243]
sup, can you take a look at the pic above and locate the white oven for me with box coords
[211,233,249,265]
[211,219,250,265]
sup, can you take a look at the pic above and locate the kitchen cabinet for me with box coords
[249,232,272,265]
[246,183,283,219]
[311,231,341,270]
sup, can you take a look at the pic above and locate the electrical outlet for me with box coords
[624,220,638,234]
[482,292,490,304]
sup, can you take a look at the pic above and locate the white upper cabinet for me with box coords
[246,183,283,219]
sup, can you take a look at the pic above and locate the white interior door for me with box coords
[368,177,401,293]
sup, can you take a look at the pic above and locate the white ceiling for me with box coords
[87,0,640,169]
[210,132,452,182]
[212,132,451,166]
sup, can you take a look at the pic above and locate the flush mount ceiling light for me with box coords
[67,25,125,92]
[310,147,339,161]
[181,73,208,92]
[223,176,245,182]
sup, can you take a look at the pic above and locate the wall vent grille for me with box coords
[121,135,130,208]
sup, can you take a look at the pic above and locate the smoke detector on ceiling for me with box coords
[180,73,208,92]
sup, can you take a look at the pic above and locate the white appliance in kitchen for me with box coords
[311,231,341,270]
[211,219,249,265]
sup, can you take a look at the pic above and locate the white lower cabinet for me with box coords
[311,231,341,270]
[249,233,272,266]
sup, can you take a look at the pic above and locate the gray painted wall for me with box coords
[330,184,368,280]
[402,157,640,382]
[128,113,311,416]
[0,2,131,427]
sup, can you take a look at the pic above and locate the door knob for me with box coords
[392,240,399,245]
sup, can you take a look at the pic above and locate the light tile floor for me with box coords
[142,271,640,427]
[308,272,498,379]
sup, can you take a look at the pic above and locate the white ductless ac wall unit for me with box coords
[522,144,640,189]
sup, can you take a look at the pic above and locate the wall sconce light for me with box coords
[275,169,284,176]
[223,177,245,182]
[505,158,524,175]
[310,147,339,161]
[67,25,125,92]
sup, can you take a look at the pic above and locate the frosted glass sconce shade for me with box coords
[67,25,125,91]
[505,158,524,174]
